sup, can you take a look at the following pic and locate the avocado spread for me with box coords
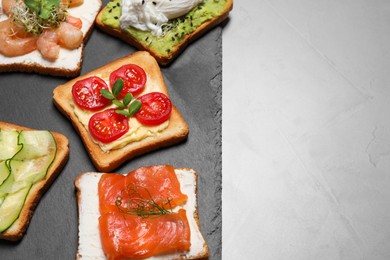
[101,0,228,55]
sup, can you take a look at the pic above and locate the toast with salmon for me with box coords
[53,51,189,172]
[0,121,69,241]
[75,165,209,259]
[95,0,233,65]
[0,0,101,77]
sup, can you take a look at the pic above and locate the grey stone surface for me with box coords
[0,5,223,258]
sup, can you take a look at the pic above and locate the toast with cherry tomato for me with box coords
[52,51,189,172]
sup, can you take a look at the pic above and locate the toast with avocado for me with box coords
[95,0,233,65]
[0,122,69,241]
[53,51,189,172]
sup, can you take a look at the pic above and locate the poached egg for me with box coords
[120,0,203,36]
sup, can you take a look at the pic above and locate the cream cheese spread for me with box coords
[120,0,203,36]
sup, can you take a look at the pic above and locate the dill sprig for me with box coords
[9,0,67,35]
[115,185,172,217]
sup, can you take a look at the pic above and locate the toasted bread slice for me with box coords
[0,0,102,77]
[53,51,189,172]
[95,0,233,65]
[0,121,69,241]
[74,167,209,259]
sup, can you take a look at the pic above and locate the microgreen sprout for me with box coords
[9,0,67,35]
[100,79,142,117]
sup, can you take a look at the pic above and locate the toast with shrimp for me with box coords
[0,0,101,77]
[0,121,69,241]
[53,51,189,172]
[75,165,209,259]
[95,0,233,65]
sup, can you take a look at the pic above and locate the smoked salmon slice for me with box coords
[99,165,188,214]
[97,165,191,259]
[99,209,191,259]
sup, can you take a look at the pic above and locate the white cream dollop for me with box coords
[120,0,203,36]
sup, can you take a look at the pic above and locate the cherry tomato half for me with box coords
[88,108,129,143]
[109,64,147,98]
[135,92,172,126]
[72,76,110,111]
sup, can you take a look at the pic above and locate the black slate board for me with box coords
[0,4,222,259]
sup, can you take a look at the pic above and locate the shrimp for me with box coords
[61,0,83,8]
[8,19,32,38]
[36,21,82,60]
[0,19,37,57]
[1,0,19,16]
[66,15,83,29]
[56,22,83,49]
[1,0,83,59]
[36,30,60,61]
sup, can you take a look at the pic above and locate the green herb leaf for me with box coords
[24,0,60,19]
[45,0,60,8]
[24,0,41,14]
[115,109,131,117]
[99,81,142,118]
[112,79,124,97]
[123,93,133,106]
[39,5,53,19]
[13,0,66,35]
[41,0,60,19]
[113,100,125,108]
[100,89,115,100]
[128,100,142,116]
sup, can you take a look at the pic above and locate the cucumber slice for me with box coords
[0,161,10,186]
[13,131,56,160]
[13,154,55,183]
[0,130,56,197]
[0,130,22,162]
[0,154,55,197]
[0,185,31,233]
[0,173,29,198]
[0,130,58,234]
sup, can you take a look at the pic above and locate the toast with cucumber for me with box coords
[95,0,233,65]
[53,51,189,172]
[0,122,69,241]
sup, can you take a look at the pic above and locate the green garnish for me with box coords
[115,185,172,217]
[10,0,67,35]
[100,79,142,117]
[24,0,60,19]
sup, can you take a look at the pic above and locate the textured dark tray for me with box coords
[0,4,222,259]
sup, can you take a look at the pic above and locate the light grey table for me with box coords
[222,1,390,259]
[0,1,223,258]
